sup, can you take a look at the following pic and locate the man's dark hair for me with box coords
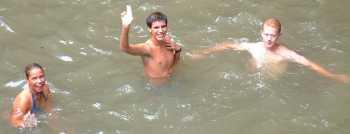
[146,12,167,28]
[25,63,43,79]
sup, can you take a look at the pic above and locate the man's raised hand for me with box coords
[121,5,133,26]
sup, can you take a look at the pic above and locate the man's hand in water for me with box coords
[121,5,133,27]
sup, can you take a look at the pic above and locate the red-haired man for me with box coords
[191,18,350,83]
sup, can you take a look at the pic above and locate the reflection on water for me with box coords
[1,0,350,133]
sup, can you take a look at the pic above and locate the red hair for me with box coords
[263,18,281,33]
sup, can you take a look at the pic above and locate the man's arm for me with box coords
[285,49,350,84]
[305,60,350,84]
[119,5,149,56]
[190,41,243,60]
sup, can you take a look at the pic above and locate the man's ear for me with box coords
[148,28,151,33]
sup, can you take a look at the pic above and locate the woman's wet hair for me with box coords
[146,11,167,28]
[24,63,43,79]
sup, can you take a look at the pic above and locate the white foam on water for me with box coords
[47,82,71,95]
[5,79,26,88]
[220,72,240,80]
[143,113,159,121]
[89,45,112,56]
[80,51,87,55]
[92,102,102,110]
[143,108,161,121]
[59,40,67,45]
[116,84,135,95]
[57,55,73,62]
[207,26,217,33]
[108,111,131,121]
[59,40,74,45]
[0,16,15,33]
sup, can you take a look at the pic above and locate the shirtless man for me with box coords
[10,63,52,128]
[191,18,350,83]
[119,5,181,85]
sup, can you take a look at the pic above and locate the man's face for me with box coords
[148,20,168,42]
[27,68,46,93]
[261,25,280,48]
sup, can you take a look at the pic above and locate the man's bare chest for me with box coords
[145,48,175,67]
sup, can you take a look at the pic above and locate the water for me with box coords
[1,0,350,133]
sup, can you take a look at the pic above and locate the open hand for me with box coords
[121,5,133,26]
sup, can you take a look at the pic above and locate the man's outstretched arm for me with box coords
[286,49,350,84]
[189,42,242,60]
[305,60,350,84]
